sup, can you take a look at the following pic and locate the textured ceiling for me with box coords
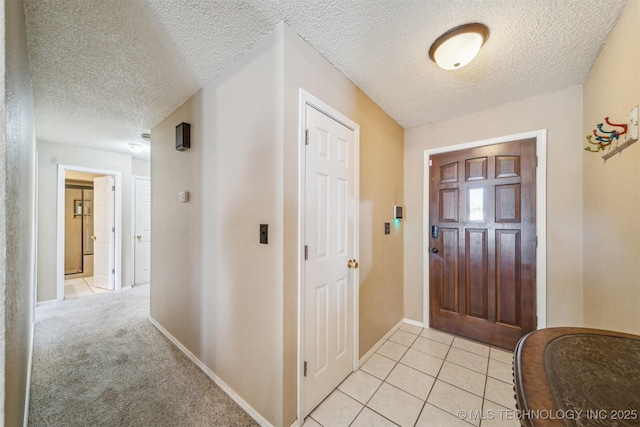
[23,0,628,160]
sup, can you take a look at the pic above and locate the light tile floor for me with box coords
[305,324,519,427]
[64,276,110,298]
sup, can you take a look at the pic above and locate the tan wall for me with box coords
[404,85,584,328]
[282,24,404,424]
[582,0,640,334]
[4,0,37,424]
[151,29,284,425]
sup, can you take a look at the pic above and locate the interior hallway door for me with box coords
[303,104,358,416]
[429,139,537,349]
[134,177,151,284]
[93,175,115,290]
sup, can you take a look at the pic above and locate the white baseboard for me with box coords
[36,299,57,306]
[358,318,428,368]
[358,319,404,367]
[148,316,274,427]
[403,318,425,328]
[23,320,35,427]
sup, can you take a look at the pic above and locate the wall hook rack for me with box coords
[584,106,638,159]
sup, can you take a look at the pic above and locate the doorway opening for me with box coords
[56,165,123,300]
[422,130,548,345]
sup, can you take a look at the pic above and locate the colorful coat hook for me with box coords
[584,115,628,153]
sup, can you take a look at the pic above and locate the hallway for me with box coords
[28,285,256,426]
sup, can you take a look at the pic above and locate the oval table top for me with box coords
[513,327,640,427]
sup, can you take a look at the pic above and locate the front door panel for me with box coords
[429,139,536,349]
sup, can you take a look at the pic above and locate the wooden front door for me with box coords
[429,139,537,349]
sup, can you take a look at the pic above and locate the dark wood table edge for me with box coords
[513,327,640,427]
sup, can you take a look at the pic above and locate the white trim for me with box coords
[131,175,151,286]
[358,319,404,367]
[422,129,548,330]
[148,316,273,427]
[297,89,361,424]
[56,165,123,300]
[402,318,425,329]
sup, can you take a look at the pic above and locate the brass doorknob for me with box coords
[347,259,359,269]
[90,235,97,240]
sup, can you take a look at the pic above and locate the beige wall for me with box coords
[151,28,284,425]
[282,24,404,424]
[151,23,403,426]
[37,141,135,301]
[4,0,37,424]
[404,85,584,328]
[582,0,640,334]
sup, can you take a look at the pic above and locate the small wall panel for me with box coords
[335,277,347,358]
[466,157,487,181]
[316,173,329,260]
[466,229,488,319]
[496,184,521,223]
[495,230,521,326]
[336,178,347,256]
[315,283,329,375]
[441,228,459,313]
[440,162,458,183]
[317,128,330,161]
[337,137,348,167]
[496,156,520,178]
[439,189,459,222]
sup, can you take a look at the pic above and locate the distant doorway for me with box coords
[133,176,151,285]
[57,165,122,300]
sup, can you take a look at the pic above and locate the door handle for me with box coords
[431,247,439,254]
[136,235,142,240]
[90,235,97,241]
[347,259,359,269]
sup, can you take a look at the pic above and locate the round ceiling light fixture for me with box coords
[429,23,489,70]
[128,144,144,153]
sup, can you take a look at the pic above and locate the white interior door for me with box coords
[93,175,115,290]
[303,105,357,416]
[134,177,151,284]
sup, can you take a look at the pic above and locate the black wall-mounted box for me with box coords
[176,122,191,151]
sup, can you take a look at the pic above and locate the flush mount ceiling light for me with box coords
[128,144,144,153]
[429,23,489,70]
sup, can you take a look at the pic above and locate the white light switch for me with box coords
[178,191,189,203]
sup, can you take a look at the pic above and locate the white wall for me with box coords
[151,29,284,425]
[404,85,584,328]
[36,141,135,301]
[132,158,150,177]
[4,0,37,424]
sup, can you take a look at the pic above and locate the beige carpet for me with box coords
[28,284,258,427]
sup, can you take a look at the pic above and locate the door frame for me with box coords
[56,164,123,300]
[297,89,360,422]
[422,129,548,330]
[131,175,151,285]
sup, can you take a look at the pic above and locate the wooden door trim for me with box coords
[422,130,547,331]
[297,89,360,423]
